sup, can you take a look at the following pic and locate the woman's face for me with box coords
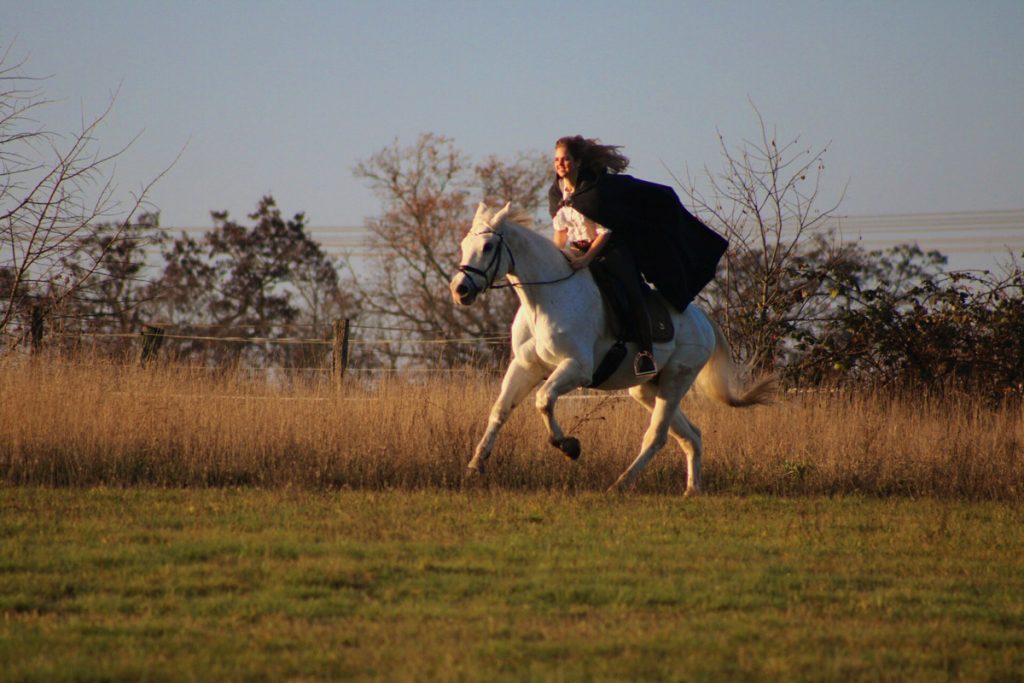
[553,146,576,180]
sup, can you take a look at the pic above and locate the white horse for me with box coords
[449,203,775,494]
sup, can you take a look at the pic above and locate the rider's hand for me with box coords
[569,254,591,270]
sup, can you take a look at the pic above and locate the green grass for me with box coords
[2,488,1023,682]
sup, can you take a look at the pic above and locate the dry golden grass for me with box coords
[2,358,1021,498]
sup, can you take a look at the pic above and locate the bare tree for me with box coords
[677,104,846,371]
[350,133,549,368]
[0,45,165,351]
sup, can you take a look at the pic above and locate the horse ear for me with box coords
[471,202,489,231]
[493,202,512,226]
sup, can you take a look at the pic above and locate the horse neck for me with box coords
[501,221,584,310]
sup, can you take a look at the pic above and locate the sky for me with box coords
[5,1,1023,269]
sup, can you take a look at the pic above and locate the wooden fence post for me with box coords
[30,306,44,354]
[332,318,351,387]
[138,324,166,366]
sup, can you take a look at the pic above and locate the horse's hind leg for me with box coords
[674,413,703,495]
[612,376,703,495]
[609,392,675,492]
[468,360,544,475]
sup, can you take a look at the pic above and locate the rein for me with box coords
[458,228,578,293]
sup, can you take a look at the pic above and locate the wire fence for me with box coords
[22,324,635,402]
[21,320,514,378]
[45,325,510,347]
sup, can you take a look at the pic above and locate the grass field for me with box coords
[2,360,1022,680]
[2,488,1022,682]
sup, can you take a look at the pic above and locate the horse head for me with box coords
[450,202,514,305]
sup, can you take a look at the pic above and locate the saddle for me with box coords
[588,261,676,387]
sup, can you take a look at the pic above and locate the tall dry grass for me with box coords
[1,358,1021,498]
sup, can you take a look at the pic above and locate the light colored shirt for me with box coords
[553,179,610,244]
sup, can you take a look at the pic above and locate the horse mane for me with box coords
[472,202,567,271]
[478,204,536,230]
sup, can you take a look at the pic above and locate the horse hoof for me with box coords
[607,472,633,493]
[466,464,485,477]
[559,437,581,461]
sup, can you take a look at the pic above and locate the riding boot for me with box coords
[632,304,657,377]
[615,254,657,376]
[597,243,658,377]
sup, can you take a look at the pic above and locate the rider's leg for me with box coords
[599,246,656,376]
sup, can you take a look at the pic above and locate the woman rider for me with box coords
[550,136,658,377]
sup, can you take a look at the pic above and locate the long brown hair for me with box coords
[555,135,630,175]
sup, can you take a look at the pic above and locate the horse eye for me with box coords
[482,242,494,253]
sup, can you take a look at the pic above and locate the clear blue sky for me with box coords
[5,1,1023,261]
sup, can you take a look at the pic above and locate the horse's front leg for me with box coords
[467,359,545,476]
[535,357,590,461]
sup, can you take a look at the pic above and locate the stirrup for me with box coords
[633,351,657,377]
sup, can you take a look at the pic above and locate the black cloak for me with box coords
[548,170,727,312]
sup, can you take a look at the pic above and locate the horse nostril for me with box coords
[456,284,468,296]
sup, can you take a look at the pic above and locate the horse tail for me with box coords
[695,316,778,407]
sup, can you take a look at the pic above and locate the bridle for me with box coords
[457,228,577,296]
[457,229,514,296]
